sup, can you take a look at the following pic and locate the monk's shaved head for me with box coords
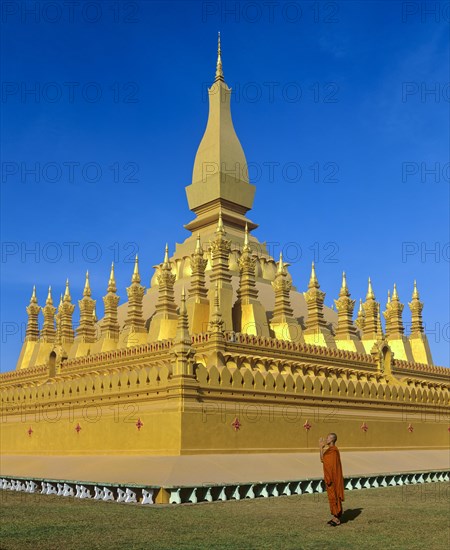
[328,433,337,443]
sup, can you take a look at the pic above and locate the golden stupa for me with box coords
[1,36,448,470]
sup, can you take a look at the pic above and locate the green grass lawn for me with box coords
[1,483,449,550]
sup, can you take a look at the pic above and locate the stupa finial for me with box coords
[163,244,170,266]
[215,32,224,82]
[412,280,419,300]
[392,283,399,300]
[339,271,350,297]
[195,233,203,254]
[46,285,53,305]
[366,277,375,300]
[64,279,71,302]
[308,262,319,289]
[107,262,117,293]
[131,254,140,284]
[277,252,284,274]
[243,223,250,251]
[30,285,37,304]
[216,208,225,235]
[83,271,91,297]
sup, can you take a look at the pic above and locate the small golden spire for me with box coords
[46,285,53,305]
[377,303,383,336]
[359,298,364,313]
[83,271,91,297]
[215,32,224,82]
[277,252,284,274]
[243,223,250,251]
[412,280,419,300]
[216,208,225,235]
[107,263,117,293]
[59,293,63,307]
[30,285,37,304]
[163,244,170,266]
[131,254,140,284]
[392,283,398,301]
[195,233,203,254]
[366,277,375,300]
[64,279,71,302]
[308,262,319,289]
[180,286,186,311]
[339,271,350,297]
[387,289,391,304]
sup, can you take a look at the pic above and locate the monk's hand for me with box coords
[319,437,325,447]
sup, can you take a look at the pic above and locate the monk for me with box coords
[319,433,345,526]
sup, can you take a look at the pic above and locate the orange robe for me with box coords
[322,445,345,517]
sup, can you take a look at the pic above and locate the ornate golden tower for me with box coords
[121,256,147,347]
[334,272,364,353]
[187,235,209,334]
[303,263,335,347]
[233,225,269,336]
[208,212,233,331]
[148,245,179,341]
[270,253,301,341]
[93,264,120,353]
[408,281,433,364]
[361,278,380,353]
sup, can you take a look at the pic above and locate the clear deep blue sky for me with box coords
[1,1,449,371]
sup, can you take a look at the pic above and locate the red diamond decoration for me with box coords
[407,423,414,433]
[231,417,241,431]
[136,418,144,431]
[27,427,33,437]
[303,420,312,431]
[361,422,368,432]
[75,423,82,434]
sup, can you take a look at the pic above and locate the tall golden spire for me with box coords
[83,271,91,297]
[355,298,365,332]
[215,32,224,82]
[366,277,375,300]
[277,252,284,274]
[107,263,117,293]
[63,279,71,302]
[25,286,40,342]
[333,272,363,352]
[270,252,300,341]
[186,34,256,234]
[386,283,404,338]
[122,254,146,345]
[362,277,379,342]
[409,280,424,335]
[216,209,225,235]
[60,280,75,344]
[339,271,350,297]
[131,255,141,284]
[173,287,195,377]
[148,244,178,341]
[209,282,224,334]
[189,234,208,303]
[412,279,419,300]
[308,262,320,289]
[101,263,120,341]
[304,263,332,347]
[41,286,56,343]
[76,272,96,344]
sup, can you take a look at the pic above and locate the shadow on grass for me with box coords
[340,508,363,524]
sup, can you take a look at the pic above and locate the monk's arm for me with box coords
[319,444,329,463]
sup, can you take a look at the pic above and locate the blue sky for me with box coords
[1,0,449,370]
